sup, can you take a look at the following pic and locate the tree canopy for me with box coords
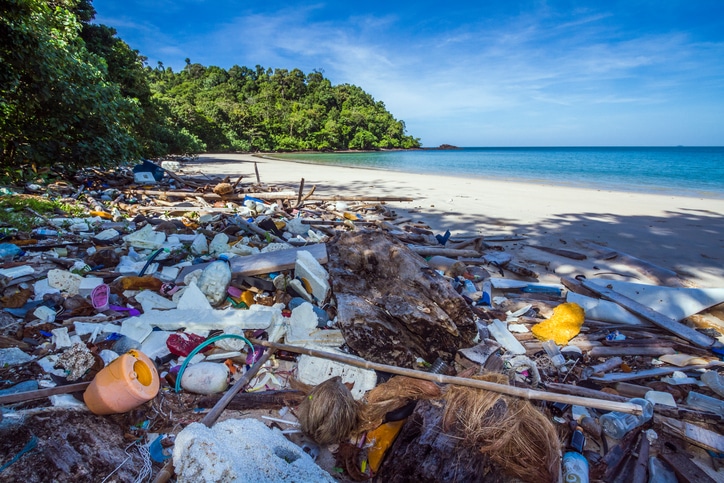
[0,0,420,182]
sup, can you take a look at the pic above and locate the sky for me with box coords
[93,1,724,147]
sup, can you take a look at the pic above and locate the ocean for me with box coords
[272,147,724,199]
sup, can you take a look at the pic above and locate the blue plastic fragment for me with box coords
[435,230,451,246]
[148,435,171,463]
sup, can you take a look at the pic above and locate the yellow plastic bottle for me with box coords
[83,349,160,415]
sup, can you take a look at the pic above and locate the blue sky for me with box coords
[93,1,724,147]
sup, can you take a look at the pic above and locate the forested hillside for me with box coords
[149,63,420,153]
[0,0,419,183]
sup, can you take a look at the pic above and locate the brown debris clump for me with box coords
[297,376,359,445]
[442,372,561,483]
[358,376,441,433]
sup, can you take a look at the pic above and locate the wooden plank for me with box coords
[175,243,328,283]
[0,382,90,405]
[580,279,716,348]
[589,363,718,383]
[408,246,481,258]
[660,417,724,453]
[659,448,718,483]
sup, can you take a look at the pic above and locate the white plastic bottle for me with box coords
[599,398,654,439]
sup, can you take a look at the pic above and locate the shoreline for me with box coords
[264,148,724,200]
[183,152,724,288]
[260,152,724,200]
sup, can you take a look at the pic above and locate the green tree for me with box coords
[0,0,140,177]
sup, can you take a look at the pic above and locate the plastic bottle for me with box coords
[196,259,231,306]
[542,339,566,369]
[0,243,21,259]
[562,451,589,483]
[599,398,654,439]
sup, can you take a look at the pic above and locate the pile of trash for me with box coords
[1,159,723,482]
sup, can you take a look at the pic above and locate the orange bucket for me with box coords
[83,349,160,415]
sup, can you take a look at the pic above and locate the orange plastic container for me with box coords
[83,349,160,415]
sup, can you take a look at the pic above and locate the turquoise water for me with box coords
[272,147,724,198]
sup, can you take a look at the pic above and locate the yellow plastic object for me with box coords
[531,302,585,345]
[89,210,113,219]
[83,349,160,415]
[366,419,406,473]
[241,290,255,307]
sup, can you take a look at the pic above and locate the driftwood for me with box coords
[327,230,477,367]
[252,340,647,414]
[580,279,716,348]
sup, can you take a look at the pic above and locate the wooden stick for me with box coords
[580,279,716,348]
[151,347,276,483]
[295,178,305,207]
[254,162,261,184]
[249,339,646,415]
[0,381,91,405]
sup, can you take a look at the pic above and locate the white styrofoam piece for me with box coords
[121,317,153,344]
[122,224,166,250]
[140,330,172,361]
[78,276,105,297]
[296,345,377,400]
[285,302,344,347]
[645,390,677,408]
[33,305,56,323]
[0,265,34,279]
[567,292,648,325]
[173,419,335,483]
[587,279,724,321]
[295,250,330,302]
[33,278,60,300]
[136,289,177,313]
[47,269,83,295]
[176,281,213,311]
[0,347,34,366]
[132,304,282,332]
[51,327,72,348]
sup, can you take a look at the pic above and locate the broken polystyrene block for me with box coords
[0,347,34,366]
[33,278,60,300]
[121,317,153,344]
[297,347,377,400]
[285,302,344,347]
[173,419,335,483]
[34,305,56,323]
[176,281,213,311]
[0,265,34,279]
[209,233,230,256]
[136,290,177,313]
[190,233,208,255]
[131,303,283,332]
[295,250,330,302]
[78,276,105,297]
[51,327,72,348]
[123,224,166,250]
[159,266,180,282]
[47,269,83,295]
[289,278,313,303]
[140,331,172,361]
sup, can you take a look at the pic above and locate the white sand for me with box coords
[182,153,724,288]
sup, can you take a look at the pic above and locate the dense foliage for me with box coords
[0,0,419,182]
[148,63,420,152]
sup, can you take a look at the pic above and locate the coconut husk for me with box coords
[297,376,359,445]
[442,372,561,482]
[357,376,442,433]
[212,182,234,196]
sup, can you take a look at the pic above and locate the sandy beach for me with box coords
[183,153,724,288]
